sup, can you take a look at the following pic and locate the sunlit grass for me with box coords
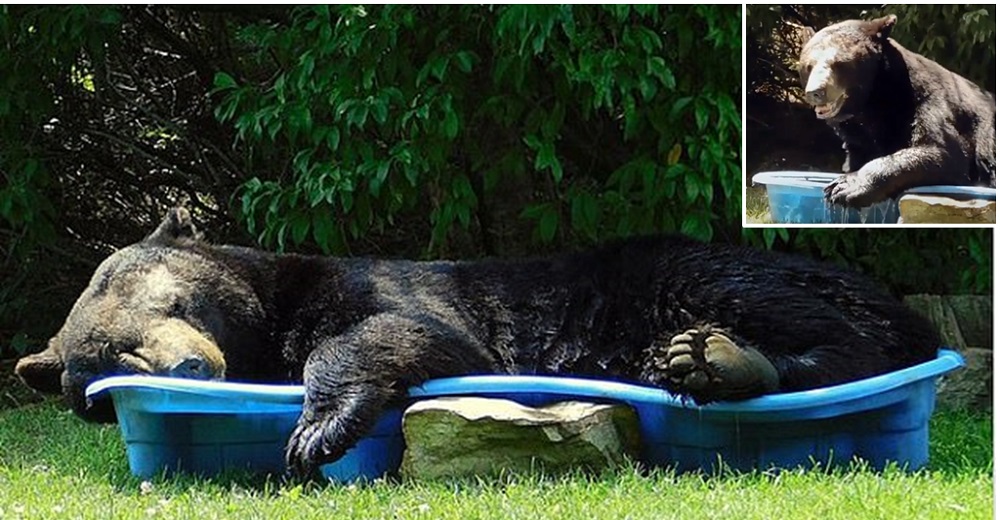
[0,400,991,520]
[745,185,774,224]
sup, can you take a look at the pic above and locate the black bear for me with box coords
[16,208,940,476]
[798,15,996,207]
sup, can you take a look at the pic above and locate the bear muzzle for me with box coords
[804,67,849,118]
[168,356,217,379]
[136,318,227,380]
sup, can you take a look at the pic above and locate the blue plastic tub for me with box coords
[86,349,963,480]
[751,171,996,224]
[85,378,403,482]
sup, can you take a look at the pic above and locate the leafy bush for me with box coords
[0,6,990,359]
[0,6,122,257]
[874,4,995,92]
[213,5,741,254]
[745,228,992,297]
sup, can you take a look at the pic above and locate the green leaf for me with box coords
[523,134,542,150]
[347,104,369,129]
[443,109,459,140]
[647,57,675,89]
[968,234,983,260]
[637,76,657,102]
[97,8,122,25]
[519,203,548,220]
[549,157,563,184]
[695,99,710,131]
[213,71,237,91]
[622,93,640,139]
[684,175,701,203]
[669,97,693,122]
[680,214,712,241]
[276,221,288,252]
[535,143,555,172]
[430,55,449,82]
[539,206,558,242]
[375,161,390,190]
[456,204,471,228]
[372,99,389,125]
[454,50,475,73]
[571,192,599,238]
[403,165,419,187]
[340,189,354,212]
[312,212,334,254]
[326,126,341,152]
[290,211,310,245]
[452,174,475,201]
[763,229,777,249]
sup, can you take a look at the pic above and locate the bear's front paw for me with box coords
[285,415,344,479]
[643,326,779,403]
[823,174,881,208]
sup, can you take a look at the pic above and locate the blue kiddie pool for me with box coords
[86,349,964,481]
[751,171,996,224]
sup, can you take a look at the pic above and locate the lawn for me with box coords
[0,399,992,519]
[745,185,773,224]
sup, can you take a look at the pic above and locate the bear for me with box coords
[798,14,996,208]
[16,208,941,477]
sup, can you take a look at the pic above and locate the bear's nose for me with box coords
[804,88,827,106]
[169,357,213,379]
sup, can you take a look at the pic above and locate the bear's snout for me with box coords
[804,84,828,105]
[804,65,835,105]
[168,356,216,379]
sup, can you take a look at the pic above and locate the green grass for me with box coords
[0,400,992,519]
[745,186,774,224]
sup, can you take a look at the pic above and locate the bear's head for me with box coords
[798,15,897,121]
[15,208,266,422]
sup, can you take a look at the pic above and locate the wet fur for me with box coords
[18,213,940,476]
[801,17,996,206]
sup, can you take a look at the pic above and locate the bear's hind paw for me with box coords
[643,326,779,403]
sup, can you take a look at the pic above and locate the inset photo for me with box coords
[744,5,996,225]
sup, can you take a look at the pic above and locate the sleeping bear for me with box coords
[16,208,940,476]
[799,15,996,207]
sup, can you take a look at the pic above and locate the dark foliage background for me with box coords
[0,5,991,360]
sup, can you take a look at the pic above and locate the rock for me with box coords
[936,347,992,412]
[897,194,995,224]
[903,295,993,351]
[400,397,640,479]
[904,295,991,412]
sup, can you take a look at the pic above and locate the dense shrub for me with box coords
[213,5,741,254]
[0,5,990,358]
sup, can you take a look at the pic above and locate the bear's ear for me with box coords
[15,342,65,395]
[865,14,897,40]
[145,207,203,245]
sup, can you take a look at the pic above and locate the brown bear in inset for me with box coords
[799,15,995,207]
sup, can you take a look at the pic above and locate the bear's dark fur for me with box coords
[16,209,940,476]
[799,15,996,207]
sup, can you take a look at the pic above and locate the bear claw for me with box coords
[285,417,344,479]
